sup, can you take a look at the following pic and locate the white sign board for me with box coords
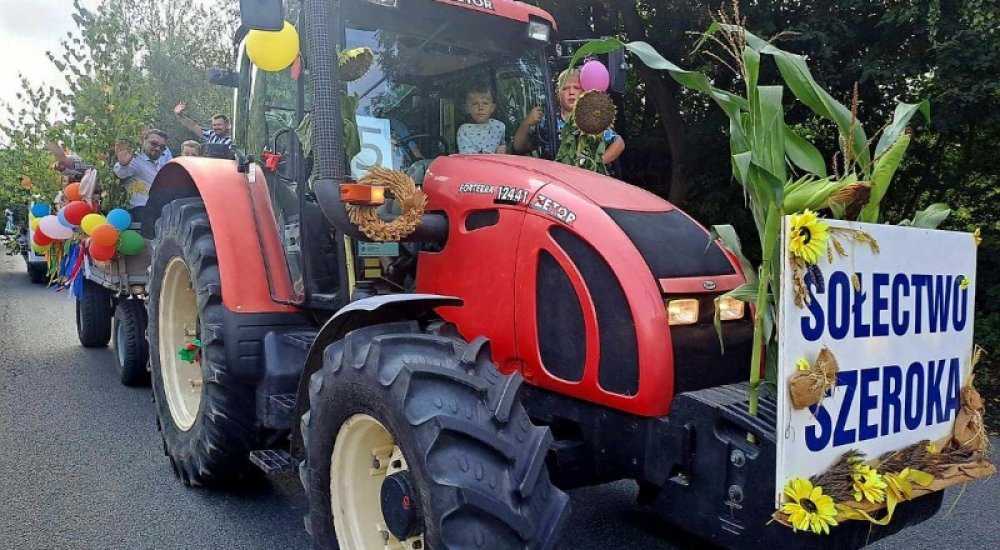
[775,219,976,506]
[350,115,395,179]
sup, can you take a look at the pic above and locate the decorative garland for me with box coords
[345,166,427,242]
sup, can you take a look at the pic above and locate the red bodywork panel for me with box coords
[429,0,556,28]
[152,159,296,314]
[415,155,745,417]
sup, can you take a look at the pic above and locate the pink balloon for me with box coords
[38,215,74,240]
[580,60,610,92]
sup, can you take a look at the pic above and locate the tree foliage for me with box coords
[1,0,236,211]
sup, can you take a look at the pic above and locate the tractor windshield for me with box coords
[343,3,551,175]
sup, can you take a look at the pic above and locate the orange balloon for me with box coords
[89,242,117,261]
[91,224,120,247]
[64,182,82,201]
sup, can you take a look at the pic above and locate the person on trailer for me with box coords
[113,129,170,218]
[173,102,233,147]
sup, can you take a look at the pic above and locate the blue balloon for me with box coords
[57,208,75,229]
[106,209,132,232]
[31,203,50,218]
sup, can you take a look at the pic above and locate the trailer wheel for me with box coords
[148,198,255,486]
[77,279,112,347]
[28,263,46,284]
[113,298,149,386]
[301,322,570,550]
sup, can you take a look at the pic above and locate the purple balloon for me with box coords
[580,60,610,92]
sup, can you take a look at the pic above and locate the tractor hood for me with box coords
[422,154,745,294]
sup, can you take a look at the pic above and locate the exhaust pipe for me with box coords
[303,0,447,243]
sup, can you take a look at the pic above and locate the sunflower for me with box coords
[781,478,839,535]
[788,209,829,265]
[796,357,811,371]
[850,463,887,504]
[574,90,616,136]
[338,47,375,82]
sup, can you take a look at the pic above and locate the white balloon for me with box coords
[38,215,74,240]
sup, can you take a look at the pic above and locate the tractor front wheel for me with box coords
[148,198,256,486]
[300,322,570,549]
[113,298,149,386]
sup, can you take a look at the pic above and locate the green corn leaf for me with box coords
[783,124,827,177]
[752,85,787,186]
[782,176,842,213]
[708,224,758,285]
[714,282,760,352]
[898,203,951,229]
[860,133,910,223]
[874,101,930,159]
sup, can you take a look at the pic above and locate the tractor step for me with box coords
[249,449,299,475]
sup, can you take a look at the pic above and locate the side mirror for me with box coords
[239,0,284,31]
[207,68,239,88]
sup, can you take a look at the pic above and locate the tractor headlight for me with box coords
[717,296,746,321]
[666,299,699,326]
[527,19,551,43]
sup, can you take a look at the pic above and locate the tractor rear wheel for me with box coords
[77,279,112,347]
[113,298,149,386]
[300,321,570,550]
[148,198,256,486]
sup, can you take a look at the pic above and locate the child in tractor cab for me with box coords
[457,86,507,154]
[513,68,626,167]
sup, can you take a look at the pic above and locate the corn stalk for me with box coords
[570,22,930,414]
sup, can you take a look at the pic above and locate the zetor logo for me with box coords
[444,0,496,10]
[531,194,577,225]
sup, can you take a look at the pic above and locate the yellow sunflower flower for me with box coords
[782,478,839,535]
[851,463,887,504]
[796,357,811,371]
[788,210,830,265]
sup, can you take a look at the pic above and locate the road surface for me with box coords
[1,253,997,549]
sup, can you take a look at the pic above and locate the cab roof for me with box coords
[429,0,557,29]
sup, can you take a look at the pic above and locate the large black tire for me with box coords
[113,298,149,386]
[148,198,256,486]
[77,279,113,347]
[301,321,570,549]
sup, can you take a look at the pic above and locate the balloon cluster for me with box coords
[246,21,300,72]
[31,195,144,262]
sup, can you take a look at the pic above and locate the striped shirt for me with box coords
[201,127,233,146]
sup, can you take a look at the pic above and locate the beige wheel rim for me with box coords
[159,256,203,432]
[331,414,425,550]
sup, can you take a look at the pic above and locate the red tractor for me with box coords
[140,0,943,547]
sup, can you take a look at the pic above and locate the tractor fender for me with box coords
[290,293,463,457]
[141,159,296,314]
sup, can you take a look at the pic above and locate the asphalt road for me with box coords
[1,252,998,549]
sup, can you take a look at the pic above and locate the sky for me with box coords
[0,0,215,115]
[0,0,95,113]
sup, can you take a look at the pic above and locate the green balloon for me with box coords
[116,230,145,256]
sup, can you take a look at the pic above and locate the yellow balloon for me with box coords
[247,21,300,72]
[81,213,108,236]
[30,218,40,230]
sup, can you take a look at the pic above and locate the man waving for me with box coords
[173,102,232,147]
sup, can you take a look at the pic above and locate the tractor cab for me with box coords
[224,0,567,311]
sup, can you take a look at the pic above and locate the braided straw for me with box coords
[345,166,427,242]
